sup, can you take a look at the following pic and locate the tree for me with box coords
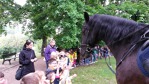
[104,1,149,23]
[0,0,23,35]
[20,0,86,55]
[53,0,85,49]
[1,0,149,56]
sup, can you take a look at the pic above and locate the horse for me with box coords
[81,12,149,84]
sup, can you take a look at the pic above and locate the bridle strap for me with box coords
[81,29,91,57]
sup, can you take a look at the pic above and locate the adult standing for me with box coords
[44,39,57,69]
[103,46,109,58]
[92,46,99,62]
[19,40,37,78]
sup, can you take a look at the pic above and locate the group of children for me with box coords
[81,46,111,65]
[0,48,78,84]
[0,43,111,84]
[20,50,77,84]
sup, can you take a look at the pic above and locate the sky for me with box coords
[14,0,27,6]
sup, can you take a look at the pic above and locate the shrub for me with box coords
[0,34,27,58]
[0,47,18,58]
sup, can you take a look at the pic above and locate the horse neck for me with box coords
[108,43,138,63]
[107,27,148,61]
[108,39,144,63]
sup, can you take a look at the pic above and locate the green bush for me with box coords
[0,47,18,58]
[0,34,26,58]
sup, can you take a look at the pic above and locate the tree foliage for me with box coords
[52,0,85,48]
[18,0,86,55]
[0,0,149,55]
[0,0,24,35]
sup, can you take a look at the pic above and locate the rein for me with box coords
[107,25,149,74]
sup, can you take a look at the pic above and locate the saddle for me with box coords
[137,40,149,77]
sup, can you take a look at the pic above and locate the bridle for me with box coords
[81,24,149,74]
[81,27,92,56]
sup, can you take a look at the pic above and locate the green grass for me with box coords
[70,57,117,84]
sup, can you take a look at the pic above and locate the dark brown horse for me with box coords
[81,12,149,84]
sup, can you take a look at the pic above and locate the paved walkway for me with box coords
[0,57,46,84]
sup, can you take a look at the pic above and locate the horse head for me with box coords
[81,12,147,58]
[81,12,102,58]
[81,12,149,84]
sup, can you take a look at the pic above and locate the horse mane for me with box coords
[88,14,147,46]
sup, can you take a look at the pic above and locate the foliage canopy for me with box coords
[0,0,149,52]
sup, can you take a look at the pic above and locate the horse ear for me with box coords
[84,12,89,23]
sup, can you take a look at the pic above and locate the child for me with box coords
[59,51,69,68]
[46,71,55,84]
[20,71,49,84]
[46,58,63,84]
[50,52,59,60]
[0,71,8,84]
[59,51,77,84]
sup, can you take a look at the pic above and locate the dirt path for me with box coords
[0,57,46,84]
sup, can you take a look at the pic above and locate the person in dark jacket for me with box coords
[19,40,37,78]
[44,39,57,69]
[103,47,109,58]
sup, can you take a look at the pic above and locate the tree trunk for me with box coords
[41,36,47,56]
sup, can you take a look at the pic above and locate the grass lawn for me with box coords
[70,56,117,84]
